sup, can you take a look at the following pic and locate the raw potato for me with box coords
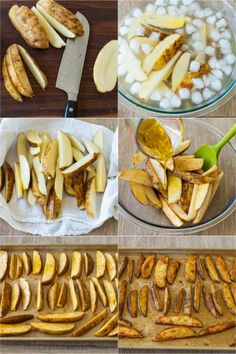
[144,187,162,209]
[173,169,221,185]
[27,130,42,147]
[5,162,15,203]
[37,312,85,323]
[127,259,134,283]
[8,5,49,48]
[36,280,44,311]
[119,169,153,187]
[151,283,163,311]
[105,253,116,281]
[93,40,118,93]
[68,134,86,153]
[0,251,8,281]
[58,131,73,170]
[17,45,48,90]
[222,283,236,315]
[141,255,156,279]
[31,322,75,335]
[84,252,94,276]
[74,171,85,207]
[167,261,180,285]
[198,321,236,337]
[72,309,108,337]
[20,278,31,311]
[0,282,12,318]
[85,176,97,218]
[167,175,182,204]
[71,251,83,279]
[89,280,98,314]
[172,52,191,92]
[103,280,117,313]
[68,279,79,311]
[204,256,220,282]
[185,255,197,283]
[155,256,169,288]
[22,252,32,275]
[119,280,127,317]
[96,250,106,278]
[135,255,146,278]
[42,253,56,284]
[91,278,107,307]
[0,324,32,337]
[57,283,67,308]
[139,285,148,317]
[155,315,202,327]
[33,157,47,195]
[173,140,191,156]
[32,250,43,275]
[173,157,204,172]
[127,289,138,318]
[148,159,167,190]
[54,159,64,218]
[76,280,90,312]
[153,326,196,341]
[41,140,58,178]
[118,256,128,279]
[181,181,193,213]
[36,0,84,37]
[159,196,184,227]
[45,185,55,220]
[2,56,23,102]
[0,314,34,324]
[130,181,148,205]
[95,313,118,337]
[57,252,69,276]
[146,15,190,29]
[215,256,231,283]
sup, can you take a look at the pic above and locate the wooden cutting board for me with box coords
[0,0,117,118]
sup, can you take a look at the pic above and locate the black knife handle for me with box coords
[65,100,77,118]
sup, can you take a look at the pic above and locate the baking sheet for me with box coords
[0,244,118,342]
[118,248,236,351]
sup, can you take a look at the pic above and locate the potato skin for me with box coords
[135,255,145,278]
[118,256,128,279]
[141,255,156,279]
[167,261,180,285]
[5,162,15,204]
[38,0,84,35]
[118,326,143,338]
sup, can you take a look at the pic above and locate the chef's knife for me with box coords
[56,11,90,118]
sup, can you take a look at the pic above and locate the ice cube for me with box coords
[146,4,156,12]
[192,19,203,28]
[212,69,223,80]
[118,54,124,65]
[159,98,171,109]
[222,30,232,40]
[192,32,201,41]
[130,82,142,95]
[216,11,224,19]
[216,18,227,29]
[125,73,135,84]
[185,23,196,35]
[192,78,205,89]
[150,90,162,101]
[133,8,143,18]
[220,46,232,55]
[130,39,141,54]
[205,46,215,56]
[210,31,221,41]
[222,66,233,75]
[118,65,127,77]
[203,8,213,17]
[207,15,216,25]
[191,91,203,104]
[119,26,129,36]
[156,6,167,15]
[149,32,161,41]
[135,26,145,36]
[193,41,205,51]
[178,88,191,99]
[155,0,166,6]
[182,0,194,6]
[210,79,222,91]
[125,17,135,27]
[190,60,200,72]
[226,54,236,65]
[170,0,179,5]
[203,87,214,100]
[171,95,182,108]
[141,43,153,55]
[219,39,231,48]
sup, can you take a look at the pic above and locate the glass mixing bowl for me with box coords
[119,118,236,234]
[118,0,236,117]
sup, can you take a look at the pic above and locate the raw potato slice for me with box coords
[2,56,23,102]
[58,131,73,170]
[172,52,191,92]
[119,169,153,187]
[37,312,85,323]
[47,282,58,310]
[68,134,86,153]
[57,252,69,276]
[147,15,191,29]
[95,313,118,337]
[54,159,64,218]
[195,23,207,64]
[0,251,8,281]
[173,157,204,172]
[0,166,5,192]
[0,324,32,337]
[85,177,97,219]
[41,139,58,178]
[57,283,67,308]
[19,155,30,191]
[10,283,21,311]
[36,0,84,37]
[159,195,184,227]
[5,44,33,97]
[92,278,107,307]
[31,322,75,335]
[118,326,143,338]
[20,278,31,311]
[30,146,40,156]
[130,181,148,205]
[22,252,32,275]
[140,49,180,101]
[33,157,47,195]
[0,282,12,317]
[32,250,43,275]
[63,154,97,177]
[36,280,43,311]
[153,326,196,341]
[84,252,94,276]
[42,253,56,284]
[173,140,191,156]
[103,280,117,313]
[120,39,147,81]
[144,187,162,208]
[31,6,66,48]
[68,279,79,311]
[89,280,98,314]
[155,315,202,327]
[0,314,34,324]
[5,162,15,204]
[71,251,83,279]
[93,40,118,93]
[149,159,167,190]
[96,154,107,192]
[141,255,156,279]
[215,256,231,283]
[155,256,169,288]
[168,175,182,204]
[76,280,90,312]
[72,309,108,337]
[45,185,55,220]
[105,253,117,281]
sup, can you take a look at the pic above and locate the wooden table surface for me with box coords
[0,0,117,118]
[0,117,118,236]
[119,118,236,236]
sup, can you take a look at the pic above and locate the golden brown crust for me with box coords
[198,321,236,337]
[141,255,156,279]
[167,261,180,285]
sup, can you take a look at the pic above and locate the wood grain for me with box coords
[0,0,117,118]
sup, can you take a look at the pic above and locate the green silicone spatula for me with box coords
[195,123,236,171]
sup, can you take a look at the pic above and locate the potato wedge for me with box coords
[163,287,171,315]
[130,181,148,205]
[92,278,107,307]
[22,252,32,275]
[215,256,231,283]
[173,169,221,185]
[127,289,138,318]
[183,286,192,316]
[19,278,31,311]
[0,165,5,192]
[131,151,147,166]
[230,334,236,346]
[202,285,216,317]
[167,261,180,285]
[204,256,220,282]
[72,309,108,337]
[185,255,197,283]
[63,154,97,177]
[47,282,58,310]
[141,255,156,279]
[230,259,236,282]
[95,313,118,337]
[76,280,90,312]
[127,259,134,284]
[57,252,69,276]
[35,279,43,311]
[119,280,127,317]
[68,279,79,311]
[147,159,167,190]
[135,255,146,279]
[153,326,196,341]
[193,280,201,313]
[155,256,168,288]
[57,131,73,170]
[42,253,56,284]
[173,157,204,171]
[196,256,205,280]
[118,326,143,338]
[32,250,43,275]
[231,283,236,304]
[0,314,34,324]
[118,169,153,187]
[37,312,84,323]
[0,282,12,318]
[198,321,236,337]
[151,283,163,311]
[118,256,128,279]
[0,251,8,281]
[210,284,223,316]
[156,315,202,327]
[31,322,75,335]
[74,171,85,208]
[222,283,236,315]
[85,176,97,218]
[159,196,184,227]
[96,250,106,279]
[11,283,21,311]
[118,318,132,328]
[9,253,16,280]
[71,251,83,279]
[56,283,67,308]
[89,279,98,314]
[105,253,116,281]
[14,162,23,198]
[0,323,31,336]
[2,56,22,102]
[174,288,185,314]
[139,285,148,317]
[144,186,162,208]
[103,280,117,313]
[41,139,58,178]
[168,174,182,205]
[172,52,191,92]
[64,175,75,196]
[84,252,94,276]
[5,162,15,204]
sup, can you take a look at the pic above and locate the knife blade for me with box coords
[56,11,90,118]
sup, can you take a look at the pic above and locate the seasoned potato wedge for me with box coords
[42,253,56,284]
[183,286,192,316]
[57,252,69,276]
[95,313,118,337]
[68,279,79,311]
[185,255,197,283]
[96,250,106,279]
[103,280,117,313]
[167,261,180,285]
[215,256,231,283]
[31,322,75,335]
[22,252,32,275]
[135,255,146,279]
[32,250,43,275]
[9,254,16,280]
[15,256,23,279]
[91,278,107,307]
[174,288,185,314]
[0,314,34,324]
[76,280,90,312]
[89,279,98,314]
[0,251,8,281]
[196,256,205,280]
[47,282,58,311]
[198,321,236,337]
[204,256,220,282]
[150,282,163,311]
[36,280,44,311]
[11,283,21,311]
[127,289,138,318]
[202,285,216,317]
[0,282,12,317]
[210,284,223,316]
[230,334,236,347]
[130,181,148,205]
[153,326,196,341]
[72,309,108,337]
[119,280,127,317]
[0,323,31,336]
[20,278,31,311]
[118,318,132,328]
[163,287,171,315]
[118,256,128,279]
[37,312,84,323]
[56,283,67,308]
[141,255,156,279]
[127,259,134,284]
[155,256,169,288]
[84,252,94,276]
[108,326,118,337]
[119,169,153,187]
[193,280,201,313]
[105,253,116,281]
[71,251,83,279]
[118,326,143,338]
[139,285,148,317]
[222,283,236,315]
[231,259,236,282]
[231,283,236,304]
[155,315,202,327]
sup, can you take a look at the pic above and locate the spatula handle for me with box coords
[65,100,77,118]
[215,123,236,154]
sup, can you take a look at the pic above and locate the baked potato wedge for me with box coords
[135,254,145,278]
[230,334,236,347]
[72,309,108,337]
[0,251,8,281]
[76,280,90,312]
[196,256,205,280]
[32,250,43,275]
[204,256,220,282]
[118,326,143,338]
[57,252,69,276]
[84,252,94,276]
[231,259,236,282]
[56,283,67,308]
[103,280,117,313]
[202,285,217,317]
[2,56,22,102]
[193,280,201,313]
[47,282,58,310]
[150,282,163,311]
[5,162,15,204]
[119,280,127,317]
[185,255,197,283]
[31,322,75,334]
[71,251,83,279]
[91,278,107,307]
[89,279,98,314]
[153,326,196,341]
[231,283,236,304]
[22,251,32,275]
[96,250,106,279]
[0,323,31,336]
[222,283,236,315]
[95,313,118,337]
[210,284,223,316]
[9,5,49,48]
[15,255,23,279]
[127,289,138,318]
[68,279,79,311]
[198,321,236,337]
[20,278,31,311]
[215,256,231,283]
[155,256,169,288]
[0,282,12,317]
[127,259,134,283]
[9,253,16,280]
[42,253,56,284]
[167,261,180,285]
[108,326,118,337]
[174,288,185,314]
[155,315,202,327]
[141,255,156,279]
[37,312,85,323]
[163,287,171,315]
[36,279,44,311]
[139,285,148,317]
[183,286,192,316]
[11,283,21,311]
[0,314,34,324]
[118,318,132,328]
[0,165,5,192]
[118,256,128,279]
[105,253,117,281]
